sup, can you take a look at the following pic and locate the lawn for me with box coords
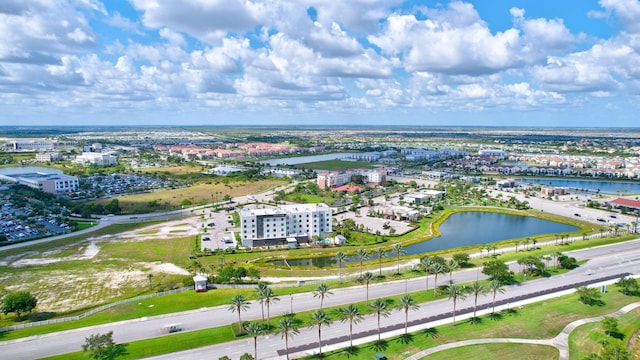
[422,343,558,360]
[568,307,640,359]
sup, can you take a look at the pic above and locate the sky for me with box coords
[1,0,639,128]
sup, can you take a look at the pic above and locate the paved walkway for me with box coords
[404,301,640,360]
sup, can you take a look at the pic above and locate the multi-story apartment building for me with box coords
[240,204,332,247]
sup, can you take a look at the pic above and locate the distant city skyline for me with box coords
[1,0,639,127]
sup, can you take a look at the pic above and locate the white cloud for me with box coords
[598,0,640,33]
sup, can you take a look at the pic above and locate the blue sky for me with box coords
[1,0,639,127]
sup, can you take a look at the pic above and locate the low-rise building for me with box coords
[240,204,332,247]
[74,152,117,166]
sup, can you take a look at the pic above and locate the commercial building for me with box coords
[0,167,78,195]
[6,139,55,151]
[240,204,332,247]
[74,152,117,166]
[35,152,62,162]
[317,169,387,190]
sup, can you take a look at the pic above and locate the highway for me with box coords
[2,238,639,359]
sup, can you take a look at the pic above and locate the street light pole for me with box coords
[290,295,293,314]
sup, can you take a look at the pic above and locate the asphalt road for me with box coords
[2,238,639,360]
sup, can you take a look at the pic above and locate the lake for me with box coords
[259,153,355,166]
[275,211,579,268]
[520,178,640,194]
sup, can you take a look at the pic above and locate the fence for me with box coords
[0,287,191,332]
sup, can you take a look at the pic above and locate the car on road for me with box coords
[162,323,183,333]
[202,236,210,241]
[610,215,617,218]
[574,213,581,217]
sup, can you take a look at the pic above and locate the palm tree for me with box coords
[276,314,300,360]
[370,298,391,344]
[514,239,520,252]
[262,286,279,325]
[244,321,263,360]
[308,310,332,358]
[396,294,419,335]
[430,262,445,296]
[228,294,251,329]
[362,271,374,305]
[356,249,368,277]
[337,304,364,350]
[446,284,468,327]
[374,247,386,276]
[313,283,333,309]
[468,281,487,322]
[488,279,506,315]
[446,259,459,284]
[524,237,531,251]
[335,251,347,282]
[256,283,268,321]
[416,256,434,291]
[392,243,406,274]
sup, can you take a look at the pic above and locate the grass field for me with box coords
[568,307,640,359]
[94,179,285,213]
[294,159,377,170]
[422,343,559,360]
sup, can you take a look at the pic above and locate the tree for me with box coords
[81,331,127,360]
[256,283,267,321]
[392,243,406,274]
[452,253,470,267]
[276,314,300,360]
[1,291,37,319]
[446,284,468,327]
[370,298,391,344]
[313,283,333,309]
[416,256,434,291]
[228,294,251,329]
[396,294,419,335]
[240,354,254,360]
[576,286,602,306]
[362,271,374,305]
[356,249,368,277]
[374,247,386,276]
[488,280,506,315]
[430,262,445,296]
[308,310,332,358]
[601,317,619,337]
[446,259,459,283]
[615,276,639,295]
[468,281,487,322]
[244,322,263,360]
[335,251,347,282]
[146,273,153,290]
[260,286,279,325]
[337,304,364,350]
[482,259,514,284]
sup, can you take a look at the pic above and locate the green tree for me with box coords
[615,276,639,295]
[81,331,127,360]
[374,247,386,276]
[243,322,263,360]
[396,294,419,335]
[416,256,434,291]
[260,286,279,325]
[482,259,514,284]
[392,243,406,274]
[576,286,602,306]
[337,304,364,350]
[1,291,37,319]
[313,283,333,309]
[356,249,369,277]
[430,262,445,296]
[446,284,468,327]
[335,251,347,282]
[276,314,300,360]
[239,353,254,360]
[452,253,470,267]
[308,309,332,359]
[468,281,487,322]
[256,283,268,322]
[488,280,506,315]
[370,298,392,344]
[446,259,459,283]
[601,317,619,337]
[362,271,374,305]
[228,294,251,329]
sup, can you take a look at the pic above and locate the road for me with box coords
[2,238,639,359]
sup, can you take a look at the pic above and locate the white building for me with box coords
[74,152,117,166]
[35,152,62,162]
[0,167,78,194]
[241,204,332,247]
[7,139,55,151]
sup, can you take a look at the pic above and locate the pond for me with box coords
[520,178,640,194]
[273,211,579,268]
